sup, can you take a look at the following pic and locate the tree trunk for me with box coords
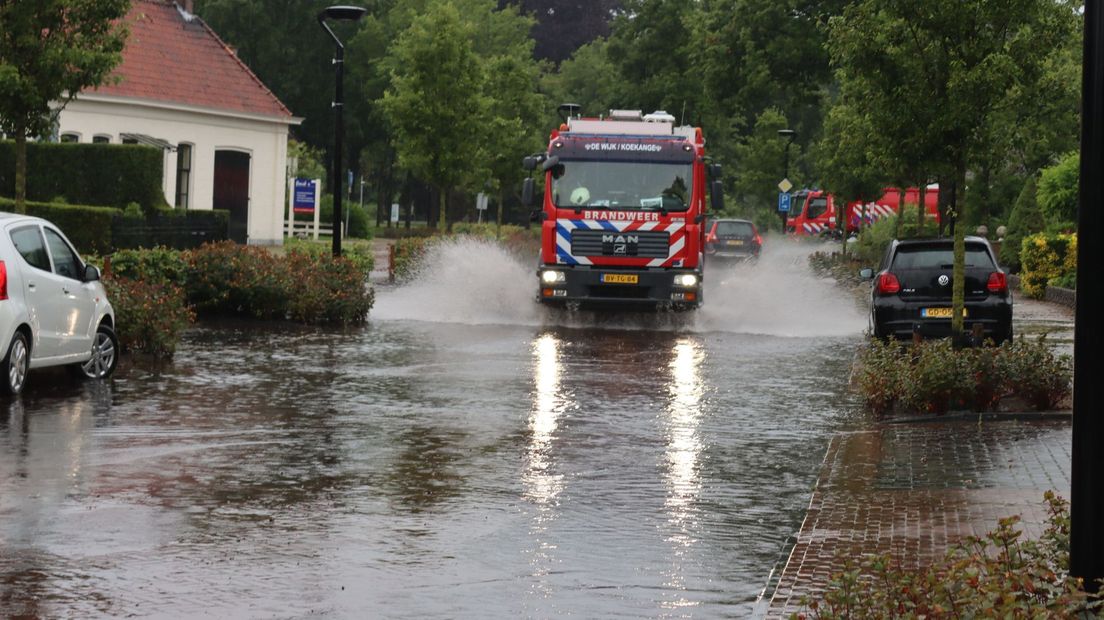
[917,183,927,234]
[894,186,906,238]
[438,185,447,231]
[497,188,505,240]
[951,163,968,340]
[14,126,28,214]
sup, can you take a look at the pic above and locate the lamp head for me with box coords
[321,5,368,21]
[777,129,796,139]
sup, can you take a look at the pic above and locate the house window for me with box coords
[176,143,193,209]
[60,133,80,143]
[93,135,111,144]
[122,136,138,145]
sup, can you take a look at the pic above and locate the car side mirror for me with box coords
[522,178,534,207]
[83,264,101,282]
[859,268,874,280]
[709,180,724,211]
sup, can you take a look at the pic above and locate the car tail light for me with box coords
[754,233,763,246]
[0,261,7,300]
[877,272,901,295]
[706,230,717,243]
[987,271,1008,294]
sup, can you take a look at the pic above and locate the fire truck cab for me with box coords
[523,107,722,311]
[786,186,940,237]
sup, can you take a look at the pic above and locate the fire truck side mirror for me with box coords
[522,177,535,207]
[523,156,537,171]
[709,163,723,179]
[710,180,724,211]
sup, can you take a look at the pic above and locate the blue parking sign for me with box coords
[778,192,791,213]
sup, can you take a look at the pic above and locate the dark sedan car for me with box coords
[705,218,762,262]
[861,237,1013,342]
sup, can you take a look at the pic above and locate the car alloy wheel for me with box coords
[2,332,29,396]
[80,325,118,380]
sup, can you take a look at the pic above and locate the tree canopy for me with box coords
[0,0,130,211]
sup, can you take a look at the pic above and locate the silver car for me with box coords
[0,213,117,395]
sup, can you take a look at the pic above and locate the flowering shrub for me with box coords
[855,336,1071,414]
[793,492,1102,619]
[1020,232,1077,298]
[184,241,292,319]
[285,250,374,324]
[107,246,187,286]
[103,275,194,358]
[391,237,434,282]
[282,238,374,277]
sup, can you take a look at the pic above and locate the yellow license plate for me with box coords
[726,239,745,246]
[921,307,967,318]
[601,274,638,284]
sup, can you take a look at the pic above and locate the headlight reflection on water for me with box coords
[662,338,706,609]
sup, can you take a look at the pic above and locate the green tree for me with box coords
[730,108,799,230]
[828,0,1066,338]
[1037,151,1079,228]
[540,38,625,120]
[380,1,488,230]
[1000,176,1045,271]
[814,102,887,252]
[0,0,130,213]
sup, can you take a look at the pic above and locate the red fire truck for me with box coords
[785,186,940,236]
[522,107,722,311]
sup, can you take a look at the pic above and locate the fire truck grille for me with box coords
[570,230,670,258]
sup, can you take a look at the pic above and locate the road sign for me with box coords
[778,178,793,193]
[778,192,791,213]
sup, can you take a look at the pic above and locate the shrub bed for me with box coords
[854,337,1072,415]
[102,276,195,358]
[1020,232,1077,298]
[794,492,1102,618]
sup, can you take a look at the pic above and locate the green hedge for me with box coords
[0,141,165,210]
[112,208,229,250]
[0,197,118,255]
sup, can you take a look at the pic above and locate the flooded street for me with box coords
[3,239,1061,618]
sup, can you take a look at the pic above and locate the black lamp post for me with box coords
[778,128,796,233]
[318,5,367,257]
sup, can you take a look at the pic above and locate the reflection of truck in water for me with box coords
[522,107,723,310]
[785,186,940,236]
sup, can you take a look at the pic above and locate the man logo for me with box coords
[938,274,950,286]
[602,234,639,244]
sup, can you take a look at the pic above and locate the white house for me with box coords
[57,0,302,245]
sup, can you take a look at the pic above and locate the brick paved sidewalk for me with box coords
[767,418,1071,618]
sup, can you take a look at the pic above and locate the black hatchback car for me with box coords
[705,218,762,261]
[861,237,1013,342]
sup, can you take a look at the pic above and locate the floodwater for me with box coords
[0,239,873,618]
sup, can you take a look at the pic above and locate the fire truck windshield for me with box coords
[551,160,692,211]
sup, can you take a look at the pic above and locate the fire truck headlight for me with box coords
[541,270,566,284]
[675,274,699,287]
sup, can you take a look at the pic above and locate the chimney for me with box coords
[182,0,194,13]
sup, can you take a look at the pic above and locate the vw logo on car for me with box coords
[938,274,950,286]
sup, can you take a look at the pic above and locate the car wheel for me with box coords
[78,325,118,380]
[1,331,30,396]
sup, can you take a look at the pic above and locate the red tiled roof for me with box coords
[88,0,293,119]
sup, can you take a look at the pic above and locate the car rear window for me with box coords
[891,243,995,270]
[715,221,754,236]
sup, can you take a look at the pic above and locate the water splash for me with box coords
[372,237,542,326]
[372,235,866,337]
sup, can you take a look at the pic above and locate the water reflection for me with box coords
[662,338,705,611]
[524,333,568,603]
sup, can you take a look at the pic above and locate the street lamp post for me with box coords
[778,128,796,233]
[318,5,367,257]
